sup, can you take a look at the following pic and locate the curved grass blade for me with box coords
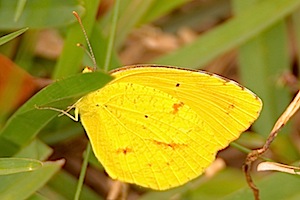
[0,158,42,175]
[0,72,112,156]
[0,28,28,46]
[153,0,300,68]
[0,160,64,200]
[0,0,84,29]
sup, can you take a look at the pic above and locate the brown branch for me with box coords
[243,90,300,200]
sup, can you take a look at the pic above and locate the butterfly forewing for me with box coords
[76,65,262,190]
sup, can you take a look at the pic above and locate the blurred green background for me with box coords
[0,0,300,199]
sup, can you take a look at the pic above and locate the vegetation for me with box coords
[0,0,300,199]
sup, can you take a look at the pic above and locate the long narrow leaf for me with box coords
[0,72,112,156]
[0,160,64,200]
[0,158,42,175]
[53,0,100,78]
[152,0,300,68]
[0,28,28,46]
[0,0,84,29]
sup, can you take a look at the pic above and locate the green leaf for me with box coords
[152,0,300,68]
[0,160,63,200]
[0,28,28,46]
[100,0,156,49]
[90,24,121,71]
[0,158,42,175]
[140,168,246,200]
[224,173,300,200]
[15,139,53,161]
[0,0,84,29]
[292,9,300,62]
[14,0,27,22]
[53,0,100,78]
[140,169,300,200]
[0,72,113,156]
[232,0,291,138]
[46,170,102,200]
[140,0,191,24]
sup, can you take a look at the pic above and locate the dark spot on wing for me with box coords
[172,102,184,114]
[152,140,187,150]
[226,104,235,115]
[116,147,133,155]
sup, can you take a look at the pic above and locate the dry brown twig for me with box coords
[243,90,300,200]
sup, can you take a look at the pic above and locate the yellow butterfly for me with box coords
[75,65,262,190]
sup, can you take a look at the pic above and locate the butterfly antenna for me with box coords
[76,43,97,68]
[73,11,97,71]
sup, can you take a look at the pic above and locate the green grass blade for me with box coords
[140,0,190,24]
[0,28,28,46]
[152,0,300,68]
[103,0,120,72]
[14,0,27,22]
[140,168,245,200]
[74,143,91,200]
[90,24,121,71]
[100,0,156,49]
[0,0,84,29]
[0,160,64,200]
[53,0,100,78]
[13,30,39,71]
[292,9,300,80]
[0,158,42,175]
[223,173,300,200]
[14,139,53,161]
[47,170,102,200]
[0,72,112,156]
[233,0,291,137]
